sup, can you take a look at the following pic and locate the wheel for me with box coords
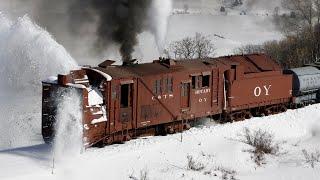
[245,111,253,119]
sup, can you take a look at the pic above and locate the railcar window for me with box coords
[191,75,210,89]
[120,84,129,108]
[192,76,196,89]
[197,76,202,88]
[153,81,157,95]
[192,75,204,89]
[153,79,162,95]
[181,83,189,96]
[158,79,162,94]
[165,77,173,93]
[202,75,210,87]
[155,78,173,95]
[181,84,184,96]
[168,77,173,93]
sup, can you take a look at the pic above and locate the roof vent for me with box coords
[98,60,116,68]
[159,57,177,68]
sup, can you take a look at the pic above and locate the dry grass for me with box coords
[129,169,149,180]
[214,166,237,180]
[242,128,280,166]
[186,155,205,171]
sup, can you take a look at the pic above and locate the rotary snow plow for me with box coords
[42,67,112,148]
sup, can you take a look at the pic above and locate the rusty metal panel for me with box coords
[120,108,132,122]
[228,74,292,111]
[247,54,281,71]
[219,54,282,74]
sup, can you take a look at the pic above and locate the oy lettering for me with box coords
[254,85,271,97]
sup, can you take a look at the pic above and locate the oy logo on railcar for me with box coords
[254,85,272,97]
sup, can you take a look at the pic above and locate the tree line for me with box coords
[237,0,320,68]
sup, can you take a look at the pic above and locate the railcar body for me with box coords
[42,54,301,147]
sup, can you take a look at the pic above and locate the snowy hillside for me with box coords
[166,14,282,57]
[137,0,283,62]
[1,104,320,180]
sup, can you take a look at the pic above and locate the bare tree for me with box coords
[179,37,196,59]
[165,33,215,59]
[259,0,320,66]
[315,0,320,23]
[281,0,315,33]
[194,33,215,58]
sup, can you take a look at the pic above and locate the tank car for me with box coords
[284,66,320,105]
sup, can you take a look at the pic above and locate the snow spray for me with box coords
[53,88,83,161]
[149,0,172,55]
[0,13,78,150]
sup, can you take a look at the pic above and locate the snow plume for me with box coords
[0,14,78,93]
[0,14,78,150]
[54,88,83,160]
[149,0,173,55]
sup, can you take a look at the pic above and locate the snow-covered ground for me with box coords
[2,0,319,179]
[1,104,320,180]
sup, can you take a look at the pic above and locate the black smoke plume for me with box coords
[67,0,152,63]
[1,0,171,64]
[91,0,151,62]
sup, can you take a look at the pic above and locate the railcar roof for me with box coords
[91,54,281,79]
[216,54,281,73]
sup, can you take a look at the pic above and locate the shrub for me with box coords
[214,166,237,180]
[241,128,280,166]
[129,169,149,180]
[203,166,238,180]
[187,155,205,171]
[302,149,320,168]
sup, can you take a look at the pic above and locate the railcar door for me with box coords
[120,81,134,124]
[181,82,190,109]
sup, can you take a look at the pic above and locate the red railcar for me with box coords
[42,54,293,147]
